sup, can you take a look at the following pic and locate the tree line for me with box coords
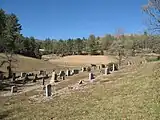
[0,0,160,78]
[0,6,160,59]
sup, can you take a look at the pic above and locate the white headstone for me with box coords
[46,84,52,97]
[11,86,17,93]
[105,67,109,75]
[50,72,57,84]
[112,64,115,72]
[81,67,84,72]
[89,73,94,82]
[21,72,26,77]
[71,70,74,75]
[66,70,71,76]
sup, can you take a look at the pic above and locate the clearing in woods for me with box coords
[0,56,160,120]
[0,54,116,73]
[0,53,57,73]
[49,55,117,66]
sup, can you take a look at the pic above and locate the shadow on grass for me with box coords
[0,78,35,92]
[0,109,13,120]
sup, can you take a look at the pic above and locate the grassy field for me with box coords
[0,57,160,120]
[0,53,58,73]
[0,54,116,73]
[49,55,117,66]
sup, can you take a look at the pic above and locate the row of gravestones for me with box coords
[45,63,117,97]
[9,64,104,94]
[9,70,49,94]
[48,63,109,84]
[10,62,121,95]
[50,68,86,84]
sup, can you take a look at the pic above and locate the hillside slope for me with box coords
[0,53,56,73]
[1,59,160,119]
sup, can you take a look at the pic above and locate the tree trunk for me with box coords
[7,66,12,78]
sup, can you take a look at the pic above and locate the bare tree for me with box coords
[143,0,160,33]
[115,28,125,66]
[0,52,17,78]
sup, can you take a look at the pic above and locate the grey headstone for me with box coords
[74,69,79,74]
[42,78,45,85]
[27,72,34,76]
[23,74,29,84]
[39,70,44,75]
[62,76,65,80]
[33,74,37,82]
[101,64,105,68]
[59,71,65,78]
[45,74,49,79]
[81,67,86,72]
[98,66,101,70]
[46,84,52,97]
[21,72,26,77]
[0,73,3,80]
[79,80,83,84]
[11,86,17,93]
[127,61,131,66]
[87,67,91,72]
[11,73,16,82]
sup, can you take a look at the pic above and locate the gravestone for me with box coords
[101,64,105,68]
[59,71,65,79]
[98,66,101,70]
[71,70,74,75]
[66,70,71,76]
[100,69,103,74]
[45,74,49,79]
[0,73,3,80]
[50,72,57,83]
[27,72,34,76]
[42,78,45,85]
[46,84,52,97]
[11,73,16,82]
[21,72,26,78]
[23,74,29,83]
[43,71,46,75]
[127,61,131,66]
[11,86,17,93]
[79,80,83,84]
[73,69,79,74]
[87,67,91,72]
[104,67,110,75]
[81,67,86,72]
[33,74,37,82]
[91,64,97,70]
[62,76,65,80]
[39,70,44,75]
[112,64,115,72]
[89,73,94,81]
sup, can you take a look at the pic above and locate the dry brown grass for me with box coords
[1,57,160,120]
[0,54,58,73]
[0,54,116,73]
[49,55,116,66]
